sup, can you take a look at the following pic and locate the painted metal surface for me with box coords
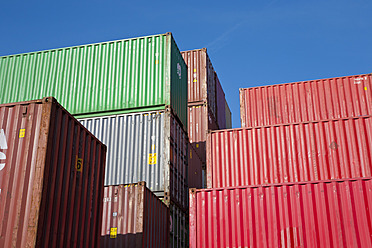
[188,103,219,162]
[190,178,372,248]
[0,97,106,248]
[169,203,189,248]
[215,72,226,129]
[207,116,372,188]
[225,99,232,129]
[0,33,188,130]
[240,73,372,128]
[101,182,169,248]
[79,109,188,210]
[181,49,216,119]
[188,143,204,189]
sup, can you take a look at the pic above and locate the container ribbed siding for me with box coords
[0,98,106,248]
[190,178,372,248]
[101,183,169,248]
[207,116,372,188]
[240,73,372,128]
[169,203,189,248]
[79,109,188,210]
[188,143,204,189]
[0,33,188,131]
[215,72,226,129]
[188,103,219,162]
[225,99,232,129]
[181,49,217,119]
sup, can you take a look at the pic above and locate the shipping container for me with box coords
[0,32,188,131]
[79,109,188,210]
[225,99,232,129]
[240,73,372,128]
[169,202,189,248]
[101,182,169,248]
[207,116,372,188]
[188,143,204,189]
[188,103,219,162]
[181,49,217,119]
[0,97,106,248]
[215,72,226,129]
[190,178,372,248]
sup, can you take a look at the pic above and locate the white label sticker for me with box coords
[0,129,8,171]
[177,63,182,79]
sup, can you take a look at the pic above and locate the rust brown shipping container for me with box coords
[190,178,372,248]
[240,73,372,128]
[0,97,106,248]
[101,182,169,248]
[207,116,372,188]
[181,49,217,119]
[188,143,204,189]
[188,103,219,162]
[215,72,226,129]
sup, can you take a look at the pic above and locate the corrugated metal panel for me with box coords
[169,203,189,248]
[188,103,219,162]
[0,97,106,248]
[0,33,188,130]
[240,73,372,128]
[181,49,216,119]
[207,116,372,188]
[79,109,188,210]
[101,182,169,248]
[225,99,232,129]
[215,72,226,129]
[188,143,204,189]
[190,178,372,248]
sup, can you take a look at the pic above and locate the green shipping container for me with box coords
[0,32,188,130]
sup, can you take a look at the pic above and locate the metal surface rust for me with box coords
[190,178,372,248]
[207,116,372,188]
[181,49,217,119]
[0,33,188,130]
[188,103,219,162]
[101,182,169,248]
[240,73,372,128]
[0,97,106,247]
[79,109,188,210]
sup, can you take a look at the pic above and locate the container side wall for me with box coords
[215,73,226,129]
[207,116,372,188]
[191,178,372,248]
[225,99,232,129]
[240,74,372,127]
[188,144,204,189]
[0,34,169,116]
[101,183,170,248]
[170,203,189,248]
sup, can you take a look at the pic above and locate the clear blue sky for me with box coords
[1,0,371,128]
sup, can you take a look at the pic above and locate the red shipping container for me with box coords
[188,143,204,189]
[181,49,217,119]
[240,73,372,128]
[188,103,219,162]
[101,182,169,248]
[207,116,372,188]
[215,72,226,129]
[0,97,106,248]
[190,178,372,248]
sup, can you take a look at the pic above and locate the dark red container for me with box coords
[0,97,106,248]
[188,103,219,162]
[215,72,226,129]
[207,116,372,188]
[190,178,372,248]
[101,182,169,248]
[240,73,372,128]
[181,49,217,119]
[188,143,204,189]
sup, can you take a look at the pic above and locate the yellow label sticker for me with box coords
[152,144,155,150]
[196,144,199,148]
[190,150,192,159]
[365,87,368,91]
[193,68,196,72]
[149,153,157,165]
[110,227,117,238]
[193,79,197,83]
[155,60,159,64]
[19,129,25,138]
[75,156,83,172]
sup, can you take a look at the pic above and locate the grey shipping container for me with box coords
[101,182,169,248]
[0,97,106,248]
[79,109,188,210]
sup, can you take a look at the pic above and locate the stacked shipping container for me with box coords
[0,97,107,247]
